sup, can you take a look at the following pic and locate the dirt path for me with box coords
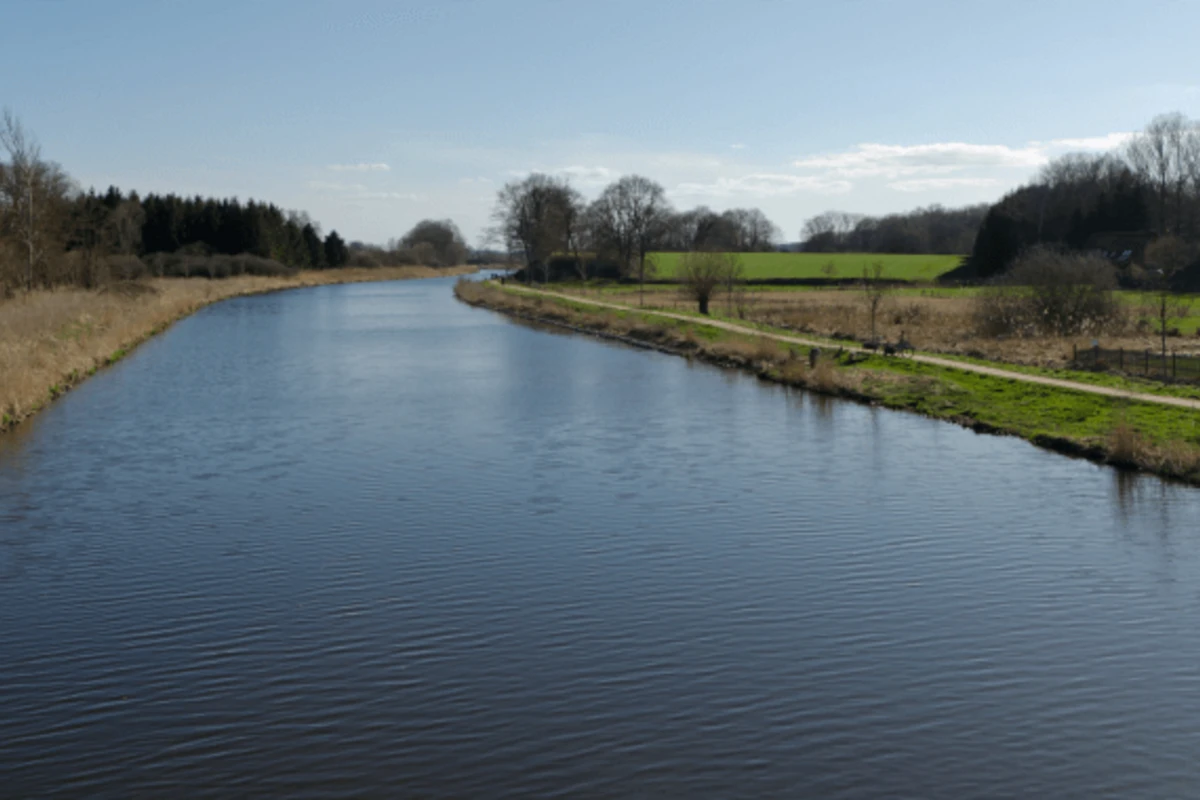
[508,285,1200,412]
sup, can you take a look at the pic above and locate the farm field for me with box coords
[647,251,964,281]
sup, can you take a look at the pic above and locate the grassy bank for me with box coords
[0,265,475,432]
[456,279,1200,486]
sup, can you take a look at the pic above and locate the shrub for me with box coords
[974,246,1121,337]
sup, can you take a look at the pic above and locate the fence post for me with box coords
[1145,349,1149,375]
[1119,348,1123,371]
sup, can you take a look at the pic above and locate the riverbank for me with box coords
[0,266,475,433]
[455,279,1200,486]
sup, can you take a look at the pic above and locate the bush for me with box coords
[143,252,297,279]
[107,254,148,281]
[974,246,1122,337]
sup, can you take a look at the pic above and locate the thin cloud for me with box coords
[352,190,421,201]
[556,165,617,186]
[888,177,1000,192]
[328,162,391,172]
[673,173,853,199]
[1047,132,1134,151]
[793,142,1046,179]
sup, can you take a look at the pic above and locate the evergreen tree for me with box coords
[302,223,325,269]
[324,230,348,268]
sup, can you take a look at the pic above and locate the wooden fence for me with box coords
[1072,344,1200,381]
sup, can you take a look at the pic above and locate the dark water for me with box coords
[2,277,1200,797]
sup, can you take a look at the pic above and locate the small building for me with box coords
[1084,231,1157,266]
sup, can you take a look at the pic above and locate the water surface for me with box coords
[2,276,1199,797]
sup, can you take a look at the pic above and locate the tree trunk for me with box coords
[26,182,34,292]
[699,294,709,315]
[1162,292,1168,366]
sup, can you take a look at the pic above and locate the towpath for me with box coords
[506,284,1200,412]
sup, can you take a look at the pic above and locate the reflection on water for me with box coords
[2,276,1200,798]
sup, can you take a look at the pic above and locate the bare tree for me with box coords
[108,199,146,256]
[801,211,863,252]
[0,110,72,291]
[676,251,742,315]
[1145,235,1196,363]
[589,175,670,305]
[1183,123,1200,237]
[725,207,779,251]
[1126,112,1190,234]
[557,185,588,286]
[861,261,889,343]
[491,173,573,284]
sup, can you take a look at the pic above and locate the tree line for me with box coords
[490,172,782,298]
[344,219,469,269]
[969,112,1200,282]
[0,112,474,294]
[0,111,360,293]
[800,204,989,255]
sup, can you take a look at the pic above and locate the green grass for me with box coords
[647,252,964,281]
[853,354,1200,449]
[1115,291,1200,336]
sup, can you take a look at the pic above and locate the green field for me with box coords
[647,252,963,282]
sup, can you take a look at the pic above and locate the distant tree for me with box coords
[301,222,325,269]
[1144,235,1196,361]
[723,207,779,251]
[107,199,145,256]
[323,230,348,268]
[589,174,671,304]
[557,186,589,285]
[0,110,73,290]
[400,218,468,267]
[861,261,889,342]
[67,191,110,287]
[1126,112,1190,234]
[491,173,574,283]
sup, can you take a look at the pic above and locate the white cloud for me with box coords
[793,142,1046,179]
[309,180,419,201]
[1047,132,1134,151]
[328,162,391,172]
[730,143,746,150]
[673,172,853,199]
[888,177,1001,192]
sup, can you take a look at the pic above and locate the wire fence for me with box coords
[1072,344,1200,382]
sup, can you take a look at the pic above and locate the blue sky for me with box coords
[3,0,1198,245]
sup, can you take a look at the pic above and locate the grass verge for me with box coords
[456,279,1200,486]
[0,265,475,433]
